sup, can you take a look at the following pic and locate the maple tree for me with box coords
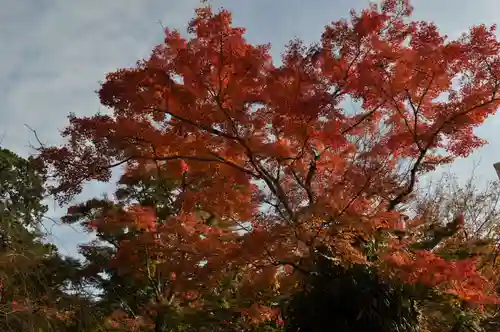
[39,0,500,330]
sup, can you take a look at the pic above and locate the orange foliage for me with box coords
[41,0,500,327]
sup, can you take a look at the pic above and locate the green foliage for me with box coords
[0,147,103,332]
[0,148,47,227]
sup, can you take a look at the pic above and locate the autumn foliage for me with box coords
[39,0,500,330]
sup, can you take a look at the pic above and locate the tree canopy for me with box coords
[3,0,498,331]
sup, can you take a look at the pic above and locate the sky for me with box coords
[1,0,500,257]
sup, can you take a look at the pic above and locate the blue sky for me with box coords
[1,0,500,257]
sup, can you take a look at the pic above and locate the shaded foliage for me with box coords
[284,245,419,332]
